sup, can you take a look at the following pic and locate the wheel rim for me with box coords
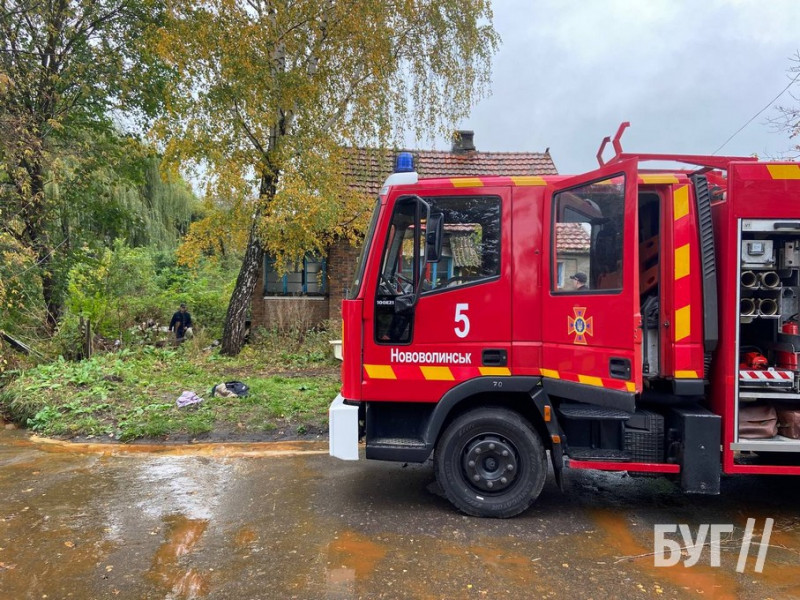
[461,434,519,493]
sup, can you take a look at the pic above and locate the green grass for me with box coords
[0,340,340,442]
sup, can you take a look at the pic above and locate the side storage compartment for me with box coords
[733,220,800,458]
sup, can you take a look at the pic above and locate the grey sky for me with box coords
[436,0,800,175]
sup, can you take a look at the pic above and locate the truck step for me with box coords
[367,437,427,449]
[365,437,430,462]
[567,448,632,462]
[557,403,632,420]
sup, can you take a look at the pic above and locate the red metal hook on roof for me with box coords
[596,122,630,167]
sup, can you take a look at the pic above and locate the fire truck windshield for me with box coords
[348,199,381,299]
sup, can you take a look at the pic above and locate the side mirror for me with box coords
[426,213,444,263]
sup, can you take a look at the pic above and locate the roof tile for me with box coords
[344,148,557,196]
[555,223,591,252]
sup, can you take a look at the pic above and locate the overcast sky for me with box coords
[429,0,800,175]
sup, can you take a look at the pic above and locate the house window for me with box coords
[264,255,327,296]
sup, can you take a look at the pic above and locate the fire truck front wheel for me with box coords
[435,407,547,518]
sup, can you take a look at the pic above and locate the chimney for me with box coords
[451,130,476,154]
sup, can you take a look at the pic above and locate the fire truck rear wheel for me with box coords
[435,407,547,518]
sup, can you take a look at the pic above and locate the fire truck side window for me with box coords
[421,195,501,292]
[552,176,625,293]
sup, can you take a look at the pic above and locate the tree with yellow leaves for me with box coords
[176,196,250,268]
[154,0,499,355]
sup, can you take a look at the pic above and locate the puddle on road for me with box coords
[460,540,536,585]
[324,531,392,600]
[148,515,210,599]
[588,508,800,599]
[327,530,388,580]
[234,527,258,549]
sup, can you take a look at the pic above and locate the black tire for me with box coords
[435,407,547,518]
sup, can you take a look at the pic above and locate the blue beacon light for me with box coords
[395,152,415,173]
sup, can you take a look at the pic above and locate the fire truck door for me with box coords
[542,159,642,395]
[363,188,511,403]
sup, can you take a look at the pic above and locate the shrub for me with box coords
[60,245,237,348]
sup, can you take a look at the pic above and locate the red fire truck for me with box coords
[329,123,800,517]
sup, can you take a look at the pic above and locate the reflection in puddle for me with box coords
[326,567,356,599]
[26,436,328,458]
[327,530,387,580]
[148,515,210,599]
[135,458,234,521]
[234,527,258,548]
[325,531,388,599]
[591,509,740,599]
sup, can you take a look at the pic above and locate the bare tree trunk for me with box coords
[26,161,62,333]
[220,172,275,356]
[220,227,263,356]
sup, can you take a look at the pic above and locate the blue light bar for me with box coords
[395,152,415,173]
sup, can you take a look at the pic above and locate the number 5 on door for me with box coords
[454,303,470,338]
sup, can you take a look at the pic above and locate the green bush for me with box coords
[59,244,236,347]
[65,242,163,338]
[52,314,86,360]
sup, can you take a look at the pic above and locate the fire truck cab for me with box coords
[329,124,800,517]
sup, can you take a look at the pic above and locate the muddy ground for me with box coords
[1,430,799,599]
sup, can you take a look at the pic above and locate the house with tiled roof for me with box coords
[251,131,558,331]
[554,222,591,289]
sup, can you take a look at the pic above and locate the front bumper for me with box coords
[329,394,359,460]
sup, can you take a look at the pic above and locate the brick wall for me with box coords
[250,239,361,331]
[327,239,361,325]
[250,262,327,330]
[252,296,329,331]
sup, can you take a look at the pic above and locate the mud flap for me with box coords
[530,388,565,492]
[329,394,360,460]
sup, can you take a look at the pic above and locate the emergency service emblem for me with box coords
[568,307,594,345]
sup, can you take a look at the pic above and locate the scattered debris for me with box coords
[176,391,204,408]
[211,381,249,398]
[203,340,221,351]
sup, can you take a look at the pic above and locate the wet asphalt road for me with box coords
[0,430,799,600]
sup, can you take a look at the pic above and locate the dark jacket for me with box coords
[170,310,192,333]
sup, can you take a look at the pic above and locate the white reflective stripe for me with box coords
[738,370,793,381]
[329,394,359,461]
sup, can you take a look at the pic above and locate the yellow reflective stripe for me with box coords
[641,174,679,184]
[673,185,689,220]
[674,244,690,280]
[511,176,546,186]
[578,375,604,387]
[364,364,396,380]
[626,382,636,392]
[675,370,700,378]
[540,368,560,379]
[675,305,691,341]
[767,164,800,180]
[451,178,483,188]
[479,367,512,376]
[420,366,455,381]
